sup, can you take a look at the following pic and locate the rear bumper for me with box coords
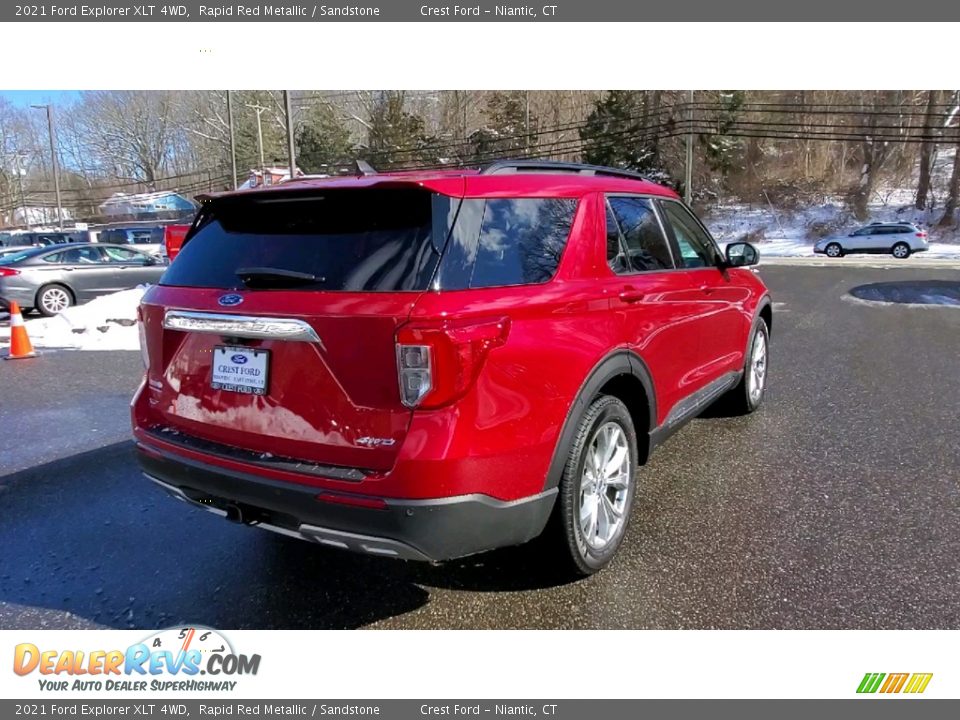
[136,442,557,562]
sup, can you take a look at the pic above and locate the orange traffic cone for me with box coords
[5,301,37,360]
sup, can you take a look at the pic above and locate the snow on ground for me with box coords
[0,287,144,351]
[702,198,960,258]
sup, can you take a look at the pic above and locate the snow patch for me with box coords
[0,287,145,351]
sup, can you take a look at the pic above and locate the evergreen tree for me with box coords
[296,103,353,174]
[579,91,668,180]
[699,91,746,177]
[467,91,536,162]
[367,91,435,169]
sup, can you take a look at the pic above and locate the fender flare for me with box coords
[543,350,656,491]
[755,294,773,336]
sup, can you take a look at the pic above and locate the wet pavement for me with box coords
[1,265,959,629]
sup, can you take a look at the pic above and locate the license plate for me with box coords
[211,346,270,396]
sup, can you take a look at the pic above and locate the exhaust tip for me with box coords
[225,504,244,524]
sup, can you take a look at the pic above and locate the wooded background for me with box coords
[1,90,958,227]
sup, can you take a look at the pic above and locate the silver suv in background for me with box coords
[814,222,929,259]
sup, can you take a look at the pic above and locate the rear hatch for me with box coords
[139,186,458,472]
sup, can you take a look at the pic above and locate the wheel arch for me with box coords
[543,350,657,491]
[756,294,772,336]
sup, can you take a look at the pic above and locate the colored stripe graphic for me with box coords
[857,672,932,694]
[903,673,933,694]
[880,673,909,693]
[857,673,885,693]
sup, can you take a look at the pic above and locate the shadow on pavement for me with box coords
[0,442,575,630]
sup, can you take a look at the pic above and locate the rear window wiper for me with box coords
[235,267,326,288]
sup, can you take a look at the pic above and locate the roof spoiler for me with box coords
[355,160,378,176]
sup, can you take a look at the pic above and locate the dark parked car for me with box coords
[0,231,90,248]
[97,226,165,257]
[0,243,164,316]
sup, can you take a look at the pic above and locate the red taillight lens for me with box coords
[916,232,927,238]
[0,267,20,277]
[396,317,510,409]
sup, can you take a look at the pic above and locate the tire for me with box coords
[547,395,638,576]
[36,284,73,317]
[824,242,843,258]
[721,319,770,415]
[892,242,911,259]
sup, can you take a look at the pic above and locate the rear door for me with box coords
[138,187,456,472]
[100,245,164,287]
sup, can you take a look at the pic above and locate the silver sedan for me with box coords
[0,243,166,316]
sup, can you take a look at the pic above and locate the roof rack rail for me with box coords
[481,160,649,182]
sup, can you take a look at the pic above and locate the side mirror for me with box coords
[725,241,759,267]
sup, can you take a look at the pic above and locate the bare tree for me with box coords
[939,138,960,227]
[915,90,939,210]
[851,91,900,219]
[76,91,184,188]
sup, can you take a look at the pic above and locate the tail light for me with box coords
[916,232,927,238]
[0,268,20,277]
[396,317,510,409]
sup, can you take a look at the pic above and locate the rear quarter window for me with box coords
[468,198,578,289]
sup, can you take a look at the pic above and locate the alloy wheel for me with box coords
[578,421,631,552]
[748,330,767,404]
[42,288,70,314]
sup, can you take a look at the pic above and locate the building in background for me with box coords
[239,166,305,190]
[99,191,196,218]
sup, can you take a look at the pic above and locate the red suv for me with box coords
[132,161,771,574]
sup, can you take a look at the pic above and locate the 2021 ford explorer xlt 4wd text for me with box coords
[132,161,772,574]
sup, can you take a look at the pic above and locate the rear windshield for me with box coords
[161,189,449,292]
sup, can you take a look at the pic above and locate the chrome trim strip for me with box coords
[163,310,322,344]
[663,370,741,428]
[298,524,429,561]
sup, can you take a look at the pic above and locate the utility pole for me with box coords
[31,104,63,229]
[246,102,268,184]
[283,90,297,182]
[684,89,694,205]
[13,153,27,224]
[524,91,530,158]
[226,91,238,190]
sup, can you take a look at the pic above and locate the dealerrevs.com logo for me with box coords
[13,627,261,693]
[857,672,933,695]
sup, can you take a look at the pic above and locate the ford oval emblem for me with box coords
[231,354,248,364]
[218,294,243,307]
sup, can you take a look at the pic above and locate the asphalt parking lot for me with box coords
[1,264,958,630]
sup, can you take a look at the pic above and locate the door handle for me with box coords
[618,289,645,304]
